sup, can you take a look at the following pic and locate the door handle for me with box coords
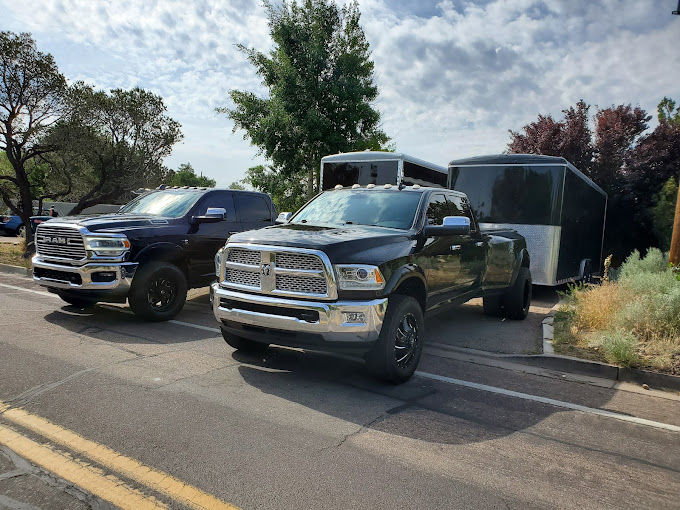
[475,242,484,247]
[450,245,461,251]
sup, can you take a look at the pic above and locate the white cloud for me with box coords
[1,0,679,184]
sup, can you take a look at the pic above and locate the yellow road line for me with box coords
[0,423,168,510]
[0,404,240,510]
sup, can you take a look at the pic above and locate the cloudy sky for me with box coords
[2,0,679,186]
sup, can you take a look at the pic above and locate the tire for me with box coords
[220,327,269,352]
[17,225,26,238]
[128,262,188,321]
[57,294,96,308]
[503,267,532,320]
[365,295,424,384]
[482,294,504,317]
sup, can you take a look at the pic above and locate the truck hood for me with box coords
[42,214,176,233]
[228,223,416,264]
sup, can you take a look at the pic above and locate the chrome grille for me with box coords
[227,248,260,266]
[276,274,327,295]
[222,245,334,299]
[36,225,86,260]
[225,268,260,288]
[276,252,324,271]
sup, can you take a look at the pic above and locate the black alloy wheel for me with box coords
[147,276,178,312]
[395,313,419,369]
[128,261,188,321]
[366,294,425,384]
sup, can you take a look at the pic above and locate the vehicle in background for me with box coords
[212,185,531,383]
[448,154,607,286]
[32,186,277,321]
[321,151,448,190]
[0,215,25,237]
[30,215,54,233]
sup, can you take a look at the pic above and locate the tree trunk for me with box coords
[669,183,680,266]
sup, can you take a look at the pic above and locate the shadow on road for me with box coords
[42,305,217,344]
[231,343,612,446]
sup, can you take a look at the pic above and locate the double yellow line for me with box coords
[0,401,240,510]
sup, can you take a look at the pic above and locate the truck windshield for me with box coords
[118,190,204,218]
[291,190,423,230]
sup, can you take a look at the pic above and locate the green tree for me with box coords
[657,97,680,127]
[165,162,216,187]
[218,0,389,199]
[651,177,678,251]
[242,164,308,213]
[0,32,67,252]
[46,83,183,214]
[228,181,245,190]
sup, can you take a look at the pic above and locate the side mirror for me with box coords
[275,212,293,224]
[424,216,470,237]
[192,207,227,224]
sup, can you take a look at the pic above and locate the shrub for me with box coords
[598,331,639,367]
[557,248,680,371]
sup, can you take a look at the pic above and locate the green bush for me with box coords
[617,248,668,280]
[595,331,639,367]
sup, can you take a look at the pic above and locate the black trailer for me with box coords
[448,154,607,286]
[321,151,447,190]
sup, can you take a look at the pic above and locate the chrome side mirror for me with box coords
[205,207,227,219]
[275,212,293,224]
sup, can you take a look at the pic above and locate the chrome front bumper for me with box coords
[32,256,138,293]
[212,284,388,344]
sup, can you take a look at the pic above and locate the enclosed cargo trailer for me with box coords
[321,151,447,190]
[448,154,607,286]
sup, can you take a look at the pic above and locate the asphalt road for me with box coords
[0,272,679,510]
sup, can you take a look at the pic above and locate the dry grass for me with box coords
[0,240,31,268]
[554,249,680,375]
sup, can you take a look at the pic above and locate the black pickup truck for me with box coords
[32,187,276,321]
[211,185,531,382]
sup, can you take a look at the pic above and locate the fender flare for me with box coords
[383,265,428,311]
[509,248,530,287]
[133,242,188,274]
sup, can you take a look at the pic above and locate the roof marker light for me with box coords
[367,184,375,189]
[412,184,421,189]
[352,184,360,189]
[334,184,344,190]
[384,184,392,189]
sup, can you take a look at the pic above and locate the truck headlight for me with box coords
[84,236,131,256]
[335,264,385,290]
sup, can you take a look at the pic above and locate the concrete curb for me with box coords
[0,263,31,277]
[540,300,680,393]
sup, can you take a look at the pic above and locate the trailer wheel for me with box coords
[482,294,504,317]
[503,267,532,320]
[220,327,269,352]
[365,295,424,384]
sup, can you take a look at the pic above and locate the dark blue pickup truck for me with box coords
[32,187,276,321]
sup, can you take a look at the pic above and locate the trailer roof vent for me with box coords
[366,184,375,189]
[334,184,344,190]
[384,184,392,189]
[352,184,360,189]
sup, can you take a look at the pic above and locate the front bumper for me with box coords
[32,256,138,297]
[212,284,388,348]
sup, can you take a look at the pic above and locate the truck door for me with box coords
[235,193,274,232]
[419,193,462,311]
[448,194,485,291]
[188,191,240,285]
